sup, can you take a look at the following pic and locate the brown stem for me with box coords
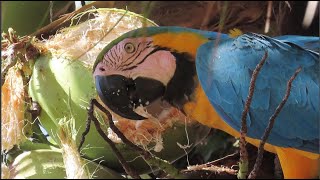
[238,51,268,179]
[274,155,283,179]
[79,99,141,179]
[91,99,184,178]
[248,67,302,179]
[90,99,146,154]
[77,108,92,152]
[185,152,239,171]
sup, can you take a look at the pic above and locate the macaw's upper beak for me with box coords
[95,75,165,120]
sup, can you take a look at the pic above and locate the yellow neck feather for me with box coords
[152,32,208,58]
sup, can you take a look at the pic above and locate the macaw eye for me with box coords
[124,43,135,53]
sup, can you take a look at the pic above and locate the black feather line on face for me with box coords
[122,65,138,71]
[106,52,116,68]
[121,43,147,70]
[122,42,142,65]
[135,46,169,66]
[121,46,172,71]
[111,48,120,62]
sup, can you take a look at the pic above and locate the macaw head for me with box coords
[93,26,225,120]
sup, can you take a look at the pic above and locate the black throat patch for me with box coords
[163,51,198,108]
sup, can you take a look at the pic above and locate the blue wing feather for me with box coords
[196,33,319,153]
[274,35,319,52]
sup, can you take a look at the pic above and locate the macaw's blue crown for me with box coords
[93,26,227,71]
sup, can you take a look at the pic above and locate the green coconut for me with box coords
[7,148,123,179]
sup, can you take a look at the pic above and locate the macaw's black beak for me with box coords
[95,75,165,120]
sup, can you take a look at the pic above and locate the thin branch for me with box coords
[185,152,239,171]
[248,66,302,179]
[91,99,184,178]
[274,155,283,179]
[79,99,184,178]
[77,110,92,152]
[91,99,143,153]
[238,51,268,179]
[79,100,141,179]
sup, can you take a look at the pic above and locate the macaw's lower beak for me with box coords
[95,75,165,120]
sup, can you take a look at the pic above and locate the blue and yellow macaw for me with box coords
[93,26,319,178]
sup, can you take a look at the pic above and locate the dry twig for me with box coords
[186,152,239,171]
[79,99,184,179]
[79,99,141,179]
[274,155,283,179]
[238,51,268,179]
[248,67,302,179]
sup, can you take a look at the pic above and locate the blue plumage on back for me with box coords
[196,33,319,153]
[274,35,319,52]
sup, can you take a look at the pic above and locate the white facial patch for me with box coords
[93,37,177,85]
[129,50,176,85]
